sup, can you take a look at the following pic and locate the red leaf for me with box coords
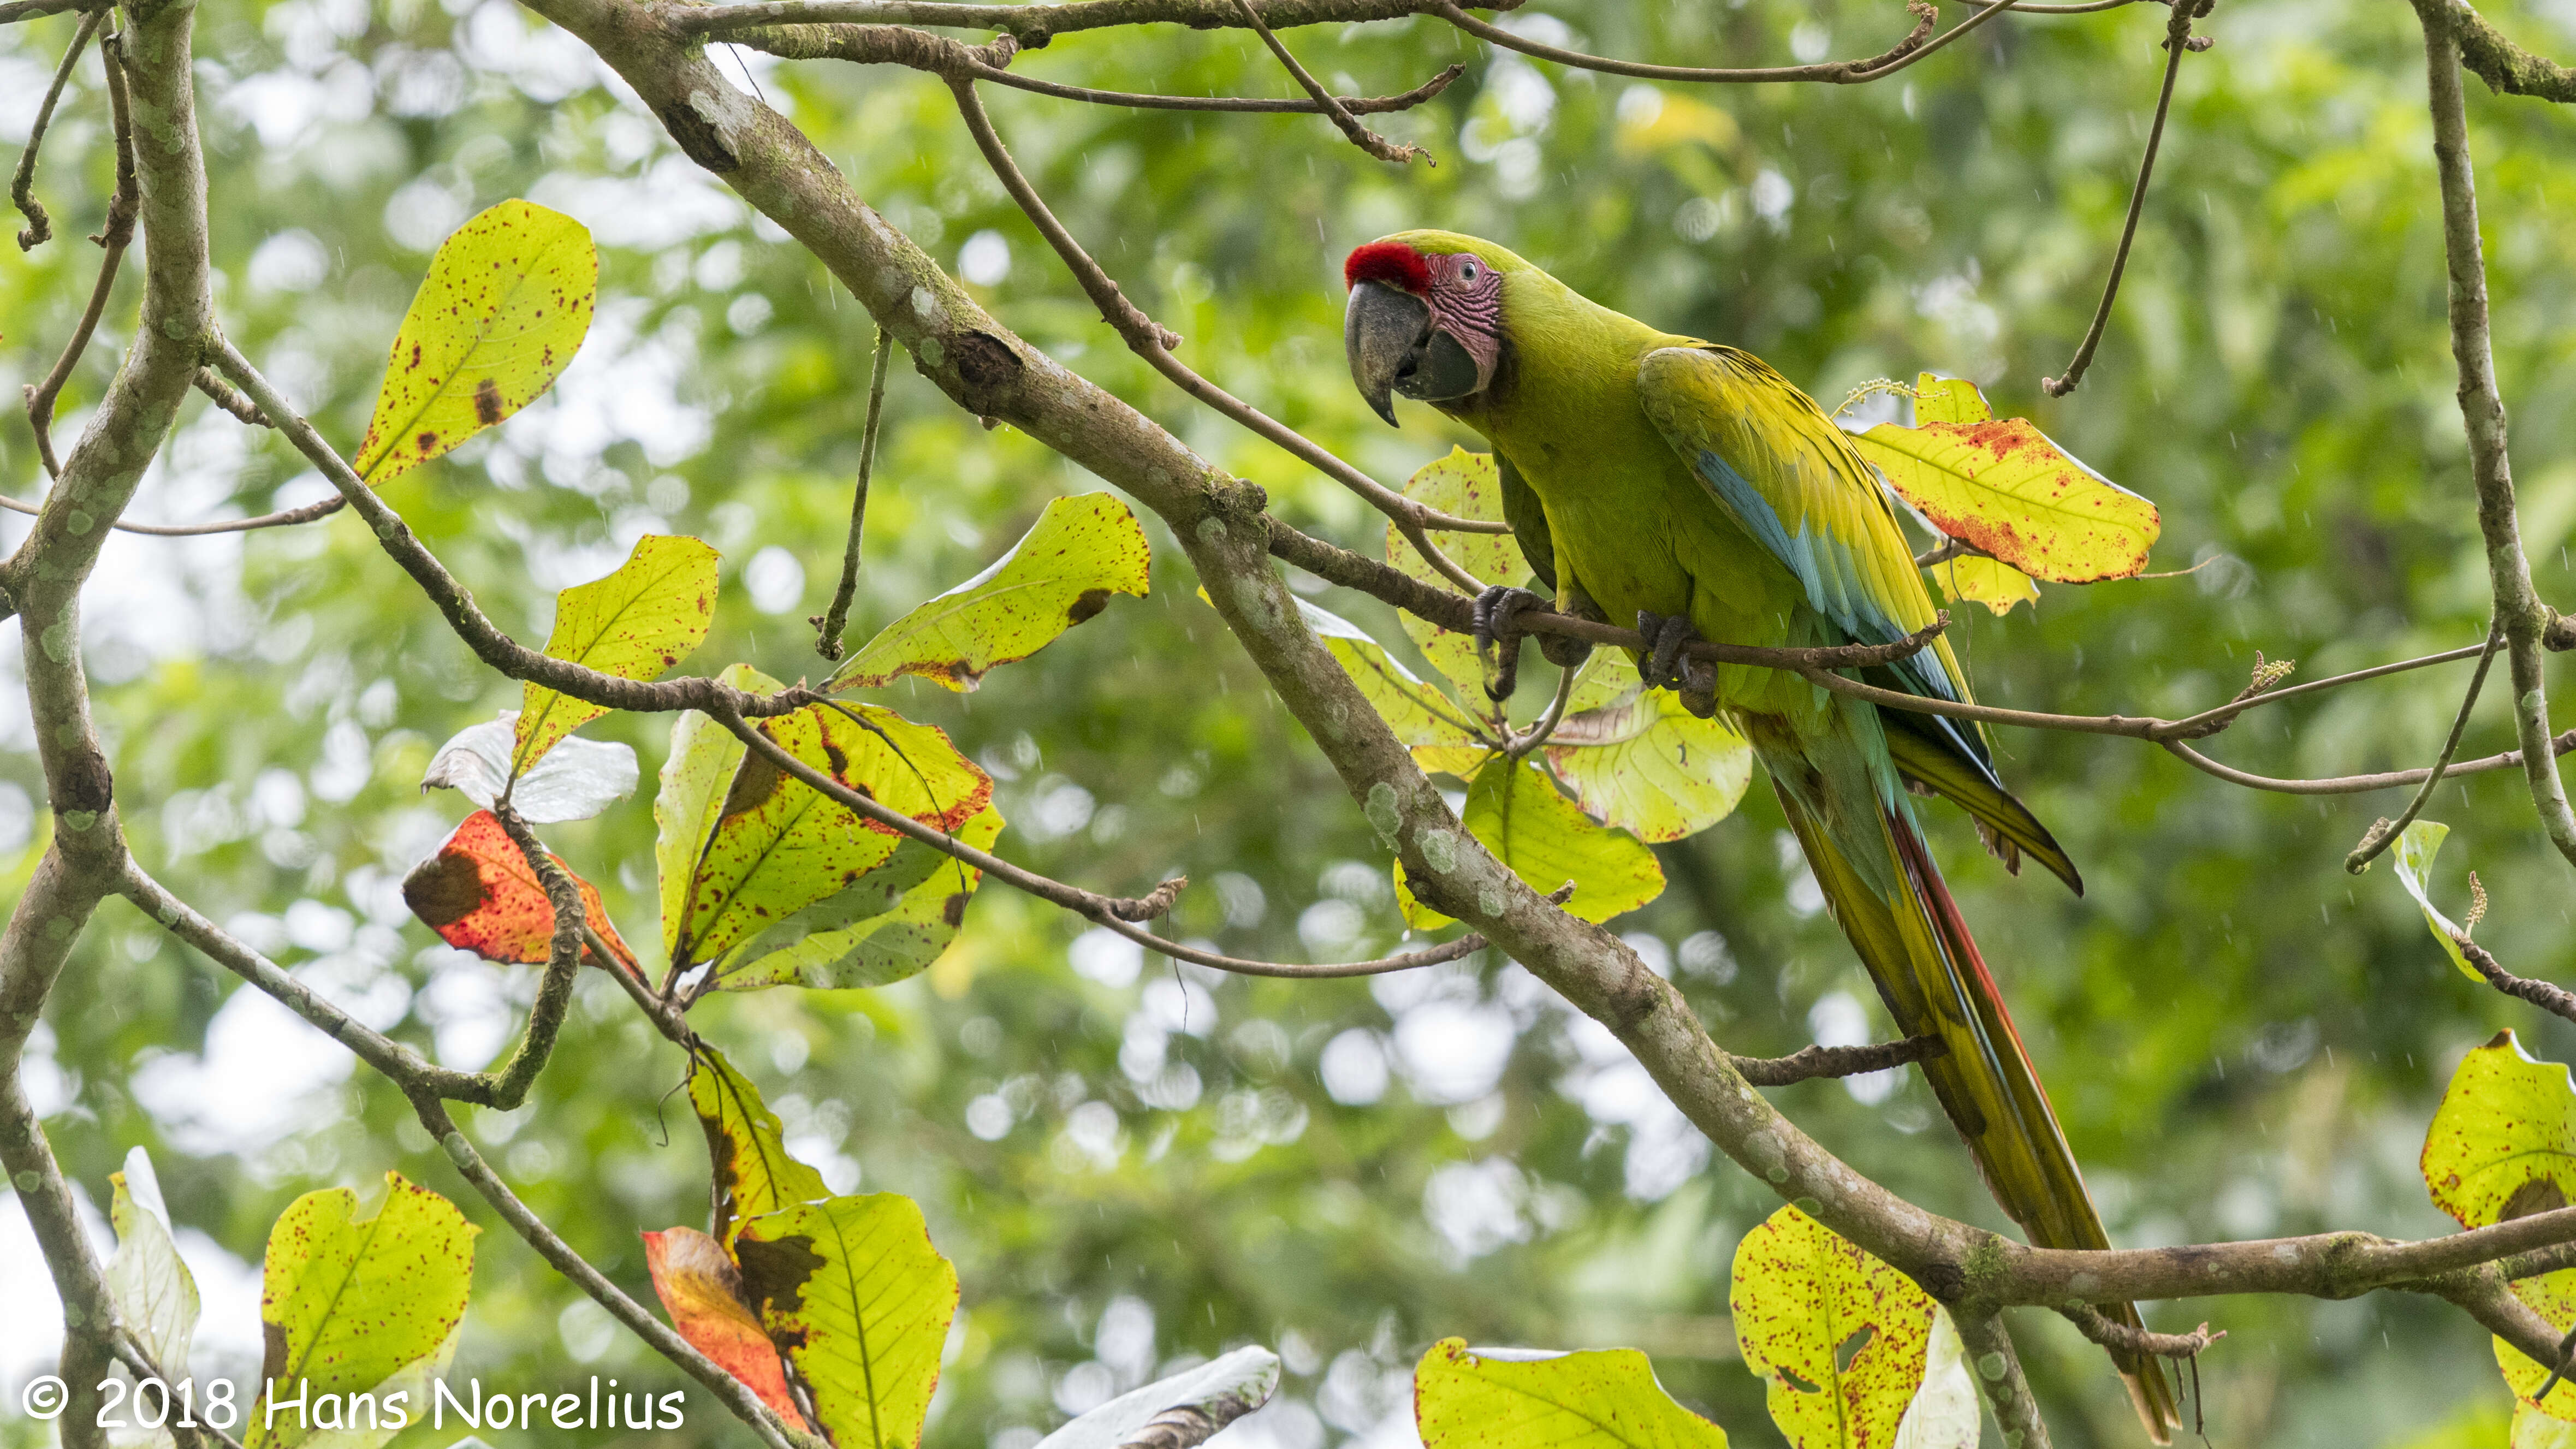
[643,1226,810,1427]
[402,810,640,978]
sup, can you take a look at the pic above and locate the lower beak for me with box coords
[1345,279,1430,427]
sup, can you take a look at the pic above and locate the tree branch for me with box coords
[2057,1303,2223,1358]
[1952,1314,2053,1449]
[204,339,828,721]
[2447,0,2576,102]
[407,1095,824,1449]
[2412,0,2576,871]
[1733,1035,1946,1086]
[1431,0,1994,87]
[2040,0,2206,397]
[22,23,137,480]
[942,76,1506,597]
[2347,619,2503,870]
[812,326,892,660]
[8,5,101,251]
[670,0,1463,45]
[1231,0,1426,162]
[2456,936,2576,1028]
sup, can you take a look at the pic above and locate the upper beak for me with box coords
[1345,279,1431,427]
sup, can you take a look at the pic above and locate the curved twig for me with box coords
[0,490,344,536]
[23,22,136,478]
[1433,0,2000,86]
[1232,0,1426,162]
[2041,0,2205,397]
[2057,1303,2225,1358]
[1734,1035,1945,1086]
[2163,729,2576,795]
[1502,663,1576,759]
[9,5,102,251]
[2456,934,2576,1028]
[812,326,892,660]
[944,76,1507,600]
[984,60,1461,111]
[2347,619,2502,870]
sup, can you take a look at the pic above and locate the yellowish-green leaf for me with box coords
[710,801,1002,993]
[1399,754,1664,928]
[690,1044,833,1249]
[1414,1338,1727,1449]
[104,1147,197,1387]
[736,1193,961,1449]
[515,534,720,774]
[1853,372,2159,584]
[1890,1309,1975,1449]
[1906,375,1991,428]
[248,1173,478,1449]
[657,664,782,960]
[674,703,993,972]
[2420,1029,2576,1417]
[1297,598,1488,767]
[1729,1205,1933,1449]
[1925,552,2038,617]
[2389,819,2479,981]
[2520,1400,2576,1446]
[1386,448,1529,701]
[832,492,1150,692]
[1544,690,1753,843]
[1566,649,1643,716]
[355,199,596,486]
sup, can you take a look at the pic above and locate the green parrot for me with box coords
[1342,230,2179,1441]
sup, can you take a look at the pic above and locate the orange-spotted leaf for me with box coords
[672,703,993,977]
[1854,373,2159,584]
[515,535,722,775]
[402,810,639,977]
[643,1226,811,1429]
[356,199,597,486]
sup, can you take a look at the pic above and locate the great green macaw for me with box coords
[1343,230,2179,1440]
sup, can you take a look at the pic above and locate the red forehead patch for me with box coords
[1344,241,1431,294]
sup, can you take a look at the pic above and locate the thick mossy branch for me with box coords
[2450,0,2576,101]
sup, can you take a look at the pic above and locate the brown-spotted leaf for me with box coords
[515,534,721,775]
[401,810,639,977]
[673,703,992,973]
[688,1043,832,1248]
[1730,1205,1932,1449]
[355,199,596,486]
[2423,1030,2576,1417]
[830,492,1150,692]
[1384,448,1531,702]
[643,1226,812,1429]
[736,1193,959,1449]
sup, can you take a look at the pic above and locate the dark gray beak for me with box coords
[1345,279,1427,427]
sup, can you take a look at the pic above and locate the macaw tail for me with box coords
[1768,774,2182,1442]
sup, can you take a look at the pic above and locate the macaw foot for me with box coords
[1473,585,1550,701]
[1636,609,1720,720]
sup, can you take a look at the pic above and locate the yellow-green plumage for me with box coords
[1373,230,2177,1439]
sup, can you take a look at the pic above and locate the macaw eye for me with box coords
[1459,260,1479,282]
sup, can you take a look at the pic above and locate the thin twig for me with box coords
[1914,536,1996,568]
[1503,663,1576,759]
[24,24,136,479]
[2347,618,2503,871]
[408,1096,821,1449]
[2164,729,2576,795]
[812,326,893,660]
[982,60,1461,112]
[480,805,589,1106]
[2057,1303,2226,1358]
[1232,0,1427,163]
[206,338,826,720]
[1434,0,1989,86]
[2456,933,2576,1028]
[191,365,270,426]
[714,703,1510,978]
[0,491,345,535]
[2041,0,2206,397]
[1734,1035,1945,1086]
[10,6,102,251]
[943,77,1507,601]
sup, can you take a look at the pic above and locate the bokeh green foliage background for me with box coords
[3,0,2575,1442]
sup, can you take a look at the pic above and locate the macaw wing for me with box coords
[1636,343,1998,772]
[1497,452,1559,595]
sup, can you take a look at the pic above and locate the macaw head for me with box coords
[1342,230,1524,426]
